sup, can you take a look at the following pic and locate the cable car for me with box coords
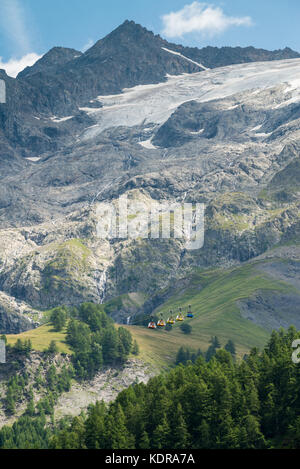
[156,313,166,328]
[187,304,194,318]
[167,311,175,325]
[157,318,166,328]
[148,321,157,329]
[176,308,185,322]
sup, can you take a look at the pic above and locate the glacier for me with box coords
[80,58,300,140]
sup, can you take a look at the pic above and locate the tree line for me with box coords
[1,325,299,449]
[47,326,299,449]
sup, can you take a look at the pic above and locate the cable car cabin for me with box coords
[148,321,157,329]
[176,312,184,321]
[157,319,166,328]
[187,305,194,318]
[176,315,184,321]
[176,308,185,322]
[167,317,175,324]
[167,311,175,324]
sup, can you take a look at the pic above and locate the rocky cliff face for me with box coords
[0,21,300,332]
[18,47,83,79]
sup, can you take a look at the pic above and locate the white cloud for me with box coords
[0,53,42,78]
[0,0,32,54]
[82,39,94,53]
[161,2,253,38]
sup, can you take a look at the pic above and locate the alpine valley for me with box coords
[0,21,300,440]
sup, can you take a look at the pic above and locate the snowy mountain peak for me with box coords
[2,21,300,159]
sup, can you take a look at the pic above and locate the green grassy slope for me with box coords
[6,260,298,369]
[6,323,71,353]
[127,261,298,366]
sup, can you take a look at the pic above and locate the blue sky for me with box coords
[0,0,299,76]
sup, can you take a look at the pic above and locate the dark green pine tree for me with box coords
[66,416,87,449]
[25,399,35,417]
[196,420,211,449]
[118,327,133,356]
[152,414,171,449]
[176,346,188,365]
[132,340,140,356]
[24,339,32,355]
[66,318,78,348]
[102,328,119,364]
[225,339,236,358]
[85,401,106,449]
[6,395,16,415]
[245,380,260,415]
[243,415,267,449]
[139,430,150,449]
[91,342,103,370]
[287,417,300,449]
[50,307,67,332]
[205,336,221,361]
[211,336,221,348]
[46,340,59,355]
[205,344,216,362]
[171,403,191,449]
[105,403,135,449]
[14,339,24,353]
[117,340,127,365]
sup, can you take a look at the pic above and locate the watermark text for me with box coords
[96,196,205,250]
[0,339,6,364]
[292,339,300,364]
[0,80,6,104]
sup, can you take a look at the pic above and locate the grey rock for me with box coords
[0,307,34,334]
[238,291,300,331]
